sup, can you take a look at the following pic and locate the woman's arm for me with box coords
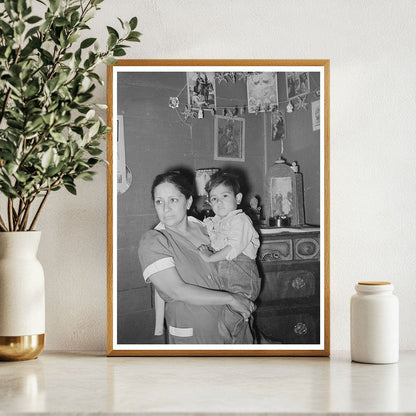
[149,267,253,317]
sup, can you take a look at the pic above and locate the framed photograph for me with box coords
[107,60,330,356]
[311,100,320,131]
[271,110,286,141]
[286,71,310,100]
[187,71,216,110]
[247,72,278,113]
[214,115,245,161]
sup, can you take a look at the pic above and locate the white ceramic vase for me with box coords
[0,231,45,360]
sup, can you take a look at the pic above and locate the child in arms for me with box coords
[198,170,261,343]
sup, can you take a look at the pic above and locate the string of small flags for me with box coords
[168,73,320,122]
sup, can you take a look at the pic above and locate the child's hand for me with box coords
[198,244,213,262]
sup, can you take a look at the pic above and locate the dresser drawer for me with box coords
[255,311,319,344]
[294,237,320,260]
[258,239,292,262]
[259,269,317,302]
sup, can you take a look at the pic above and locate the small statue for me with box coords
[291,161,299,173]
[247,195,262,225]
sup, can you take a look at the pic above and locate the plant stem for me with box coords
[7,199,14,231]
[29,189,50,231]
[0,214,8,232]
[20,199,33,231]
[14,199,27,231]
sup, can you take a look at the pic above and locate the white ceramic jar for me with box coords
[350,281,399,364]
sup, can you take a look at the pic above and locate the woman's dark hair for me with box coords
[151,170,194,200]
[206,170,240,196]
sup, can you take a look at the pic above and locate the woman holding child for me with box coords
[138,170,261,344]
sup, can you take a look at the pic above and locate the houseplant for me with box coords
[0,0,141,360]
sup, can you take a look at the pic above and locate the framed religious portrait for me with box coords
[311,100,320,131]
[107,60,330,357]
[186,71,216,110]
[214,115,245,162]
[286,71,310,100]
[247,72,278,113]
[271,110,286,141]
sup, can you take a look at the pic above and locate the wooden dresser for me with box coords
[254,227,320,344]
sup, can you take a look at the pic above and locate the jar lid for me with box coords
[355,281,394,293]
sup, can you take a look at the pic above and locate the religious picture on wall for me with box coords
[187,72,216,110]
[286,72,310,100]
[214,115,245,162]
[270,177,294,218]
[247,72,278,113]
[117,115,126,188]
[311,100,320,131]
[271,110,286,141]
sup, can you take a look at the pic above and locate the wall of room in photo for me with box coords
[116,71,320,345]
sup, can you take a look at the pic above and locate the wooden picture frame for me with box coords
[214,115,245,161]
[107,60,330,356]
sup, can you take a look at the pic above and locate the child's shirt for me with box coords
[203,209,260,260]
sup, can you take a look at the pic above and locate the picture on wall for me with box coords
[247,72,278,113]
[271,110,286,141]
[116,115,126,188]
[214,115,245,162]
[187,72,216,110]
[107,60,330,357]
[286,72,310,99]
[311,100,320,131]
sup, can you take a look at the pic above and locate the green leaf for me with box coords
[106,26,119,38]
[17,0,26,13]
[54,17,69,27]
[45,165,62,177]
[107,33,117,49]
[64,183,76,195]
[50,131,67,143]
[24,25,40,38]
[88,120,100,138]
[87,147,102,156]
[41,148,54,169]
[0,20,13,35]
[5,162,18,175]
[49,0,60,13]
[127,30,141,42]
[16,21,25,35]
[68,33,80,44]
[77,171,95,181]
[25,117,44,133]
[14,171,28,183]
[85,109,95,120]
[113,47,126,57]
[70,11,80,26]
[129,16,138,30]
[80,37,96,49]
[117,17,125,29]
[42,112,55,126]
[26,15,42,24]
[103,56,117,65]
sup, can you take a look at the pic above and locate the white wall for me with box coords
[38,0,416,351]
